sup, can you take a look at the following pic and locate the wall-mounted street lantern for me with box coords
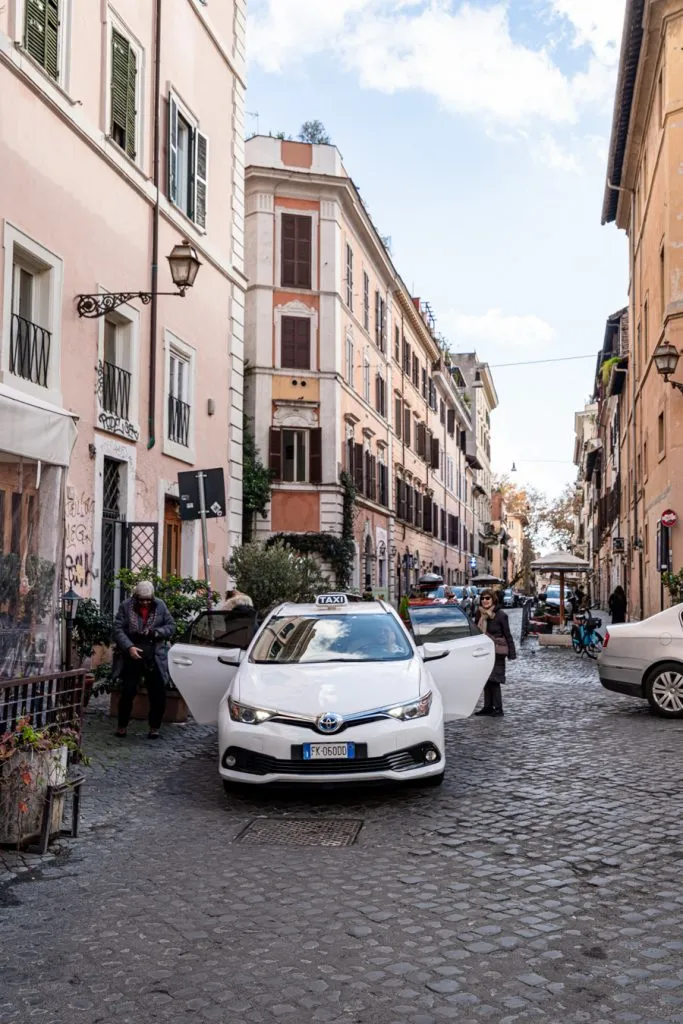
[61,587,81,671]
[653,341,683,393]
[76,240,202,318]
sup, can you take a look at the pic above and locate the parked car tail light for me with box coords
[603,630,610,649]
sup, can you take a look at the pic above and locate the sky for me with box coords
[245,0,629,498]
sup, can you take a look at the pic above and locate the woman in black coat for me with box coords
[608,586,627,624]
[474,589,516,717]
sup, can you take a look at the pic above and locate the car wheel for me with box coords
[645,663,683,718]
[420,770,445,788]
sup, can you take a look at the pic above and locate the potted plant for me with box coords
[0,717,84,848]
[99,569,219,724]
[72,598,113,705]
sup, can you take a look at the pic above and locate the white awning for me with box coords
[0,383,78,467]
[530,551,591,573]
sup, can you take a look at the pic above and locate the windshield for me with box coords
[250,613,413,664]
[452,587,465,598]
[419,585,446,599]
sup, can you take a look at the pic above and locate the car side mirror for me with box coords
[217,650,242,666]
[419,644,450,663]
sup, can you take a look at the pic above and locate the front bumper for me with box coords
[217,715,445,784]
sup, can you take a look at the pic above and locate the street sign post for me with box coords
[178,469,226,607]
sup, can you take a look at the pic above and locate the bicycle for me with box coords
[571,612,604,659]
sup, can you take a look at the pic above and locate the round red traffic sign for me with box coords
[661,509,677,528]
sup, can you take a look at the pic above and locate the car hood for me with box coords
[235,657,425,714]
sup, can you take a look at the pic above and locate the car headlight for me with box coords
[386,692,432,721]
[228,697,275,725]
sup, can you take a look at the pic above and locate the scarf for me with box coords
[128,599,158,638]
[477,606,496,633]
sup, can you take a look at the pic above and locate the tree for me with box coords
[226,541,330,615]
[540,484,581,551]
[298,120,331,145]
[242,420,273,542]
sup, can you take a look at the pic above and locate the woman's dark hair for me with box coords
[614,585,626,599]
[480,589,495,603]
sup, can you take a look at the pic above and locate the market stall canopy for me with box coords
[471,574,503,585]
[0,383,78,467]
[530,552,591,574]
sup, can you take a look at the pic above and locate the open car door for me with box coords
[168,609,257,724]
[407,604,494,720]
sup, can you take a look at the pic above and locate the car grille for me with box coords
[222,742,440,776]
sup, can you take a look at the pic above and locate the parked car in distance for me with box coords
[502,589,515,608]
[598,603,683,717]
[543,585,573,615]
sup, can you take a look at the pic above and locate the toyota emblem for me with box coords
[316,712,344,734]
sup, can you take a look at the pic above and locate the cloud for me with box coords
[442,309,557,348]
[248,1,624,126]
[533,133,583,173]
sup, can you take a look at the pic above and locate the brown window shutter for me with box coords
[447,408,456,435]
[370,456,376,502]
[404,409,411,448]
[269,427,282,480]
[430,437,440,470]
[432,502,438,537]
[281,317,311,370]
[309,428,322,484]
[346,438,354,475]
[281,214,312,289]
[395,397,402,440]
[281,317,296,368]
[354,443,364,492]
[423,496,432,534]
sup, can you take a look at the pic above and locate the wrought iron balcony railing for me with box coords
[102,361,132,421]
[10,313,51,387]
[168,394,190,446]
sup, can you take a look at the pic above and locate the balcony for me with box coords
[10,313,51,388]
[102,361,131,421]
[168,394,190,446]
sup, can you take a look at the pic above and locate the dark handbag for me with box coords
[493,637,509,657]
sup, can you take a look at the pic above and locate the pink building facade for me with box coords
[0,1,246,673]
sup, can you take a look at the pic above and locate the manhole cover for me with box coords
[235,817,363,847]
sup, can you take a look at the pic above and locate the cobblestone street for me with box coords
[3,612,683,1024]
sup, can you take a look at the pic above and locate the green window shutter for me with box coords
[111,29,137,159]
[25,0,60,80]
[194,131,208,229]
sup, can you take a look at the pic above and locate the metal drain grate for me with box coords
[235,817,363,847]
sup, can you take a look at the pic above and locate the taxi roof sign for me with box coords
[316,593,348,606]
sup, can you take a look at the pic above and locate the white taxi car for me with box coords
[169,594,494,788]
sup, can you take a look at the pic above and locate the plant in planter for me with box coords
[0,717,85,848]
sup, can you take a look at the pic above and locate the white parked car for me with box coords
[169,594,495,788]
[598,603,683,717]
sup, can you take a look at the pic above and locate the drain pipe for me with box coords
[148,0,162,450]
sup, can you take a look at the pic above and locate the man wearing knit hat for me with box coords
[112,581,175,739]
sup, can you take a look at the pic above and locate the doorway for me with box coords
[163,498,182,578]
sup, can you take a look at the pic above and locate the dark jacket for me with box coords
[608,591,627,624]
[480,608,516,684]
[113,597,176,683]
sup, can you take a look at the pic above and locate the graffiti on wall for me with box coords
[65,491,96,590]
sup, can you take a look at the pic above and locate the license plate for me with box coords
[303,743,356,760]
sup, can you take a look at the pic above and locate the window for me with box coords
[643,299,649,356]
[4,225,63,399]
[269,427,322,484]
[402,339,411,376]
[643,439,648,479]
[658,411,665,456]
[168,94,209,227]
[403,408,412,448]
[363,272,370,331]
[375,373,386,418]
[395,397,402,439]
[251,612,411,664]
[280,214,312,289]
[345,333,354,386]
[24,0,60,80]
[412,355,419,390]
[439,399,445,425]
[421,367,427,399]
[345,244,354,309]
[363,350,371,403]
[447,457,454,492]
[636,320,641,375]
[375,294,386,352]
[394,324,400,362]
[111,29,137,159]
[102,317,133,421]
[168,350,190,447]
[281,317,311,370]
[660,244,666,320]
